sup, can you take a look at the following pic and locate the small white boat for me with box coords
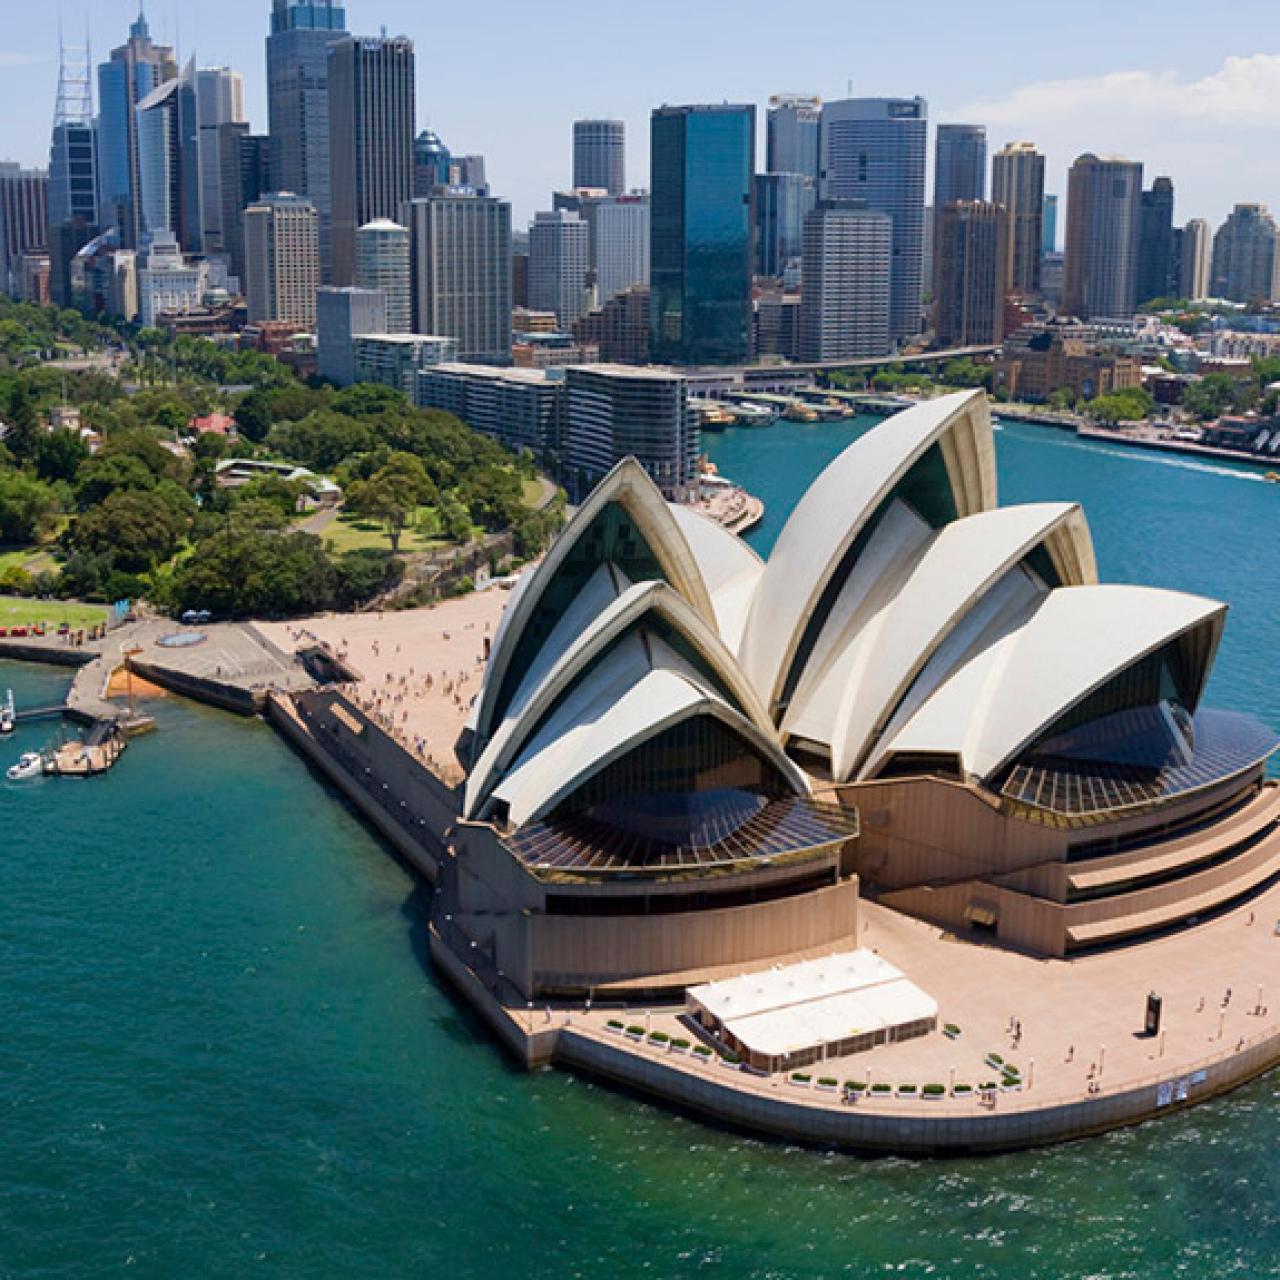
[6,752,43,781]
[0,689,14,735]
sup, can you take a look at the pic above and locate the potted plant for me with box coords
[692,1044,713,1061]
[626,1025,646,1041]
[648,1030,670,1045]
[943,1023,962,1040]
[606,1019,624,1033]
[896,1084,919,1098]
[817,1077,838,1093]
[670,1037,691,1055]
[870,1083,893,1097]
[952,1082,974,1098]
[845,1081,869,1098]
[790,1072,812,1087]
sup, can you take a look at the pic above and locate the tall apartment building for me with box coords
[244,192,320,328]
[267,0,347,278]
[98,11,177,248]
[933,201,1008,348]
[565,365,696,500]
[573,120,625,196]
[1061,154,1143,319]
[1211,204,1280,304]
[528,210,590,328]
[766,94,821,183]
[820,97,927,343]
[194,67,246,255]
[418,363,565,458]
[1179,218,1212,301]
[218,124,272,284]
[328,35,416,285]
[755,172,816,279]
[355,218,411,332]
[991,141,1045,296]
[317,285,386,385]
[1135,177,1176,306]
[0,165,48,295]
[650,104,755,366]
[403,194,512,363]
[934,124,986,208]
[351,333,456,397]
[798,199,892,362]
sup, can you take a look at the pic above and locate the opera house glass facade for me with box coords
[650,104,755,366]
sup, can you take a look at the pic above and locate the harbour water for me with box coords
[2,418,1277,1277]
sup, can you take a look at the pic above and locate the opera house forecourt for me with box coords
[284,389,1280,1154]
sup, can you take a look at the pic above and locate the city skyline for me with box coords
[1,1,1279,229]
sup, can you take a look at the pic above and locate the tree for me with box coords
[68,488,191,572]
[0,471,63,543]
[347,452,437,552]
[1182,374,1255,422]
[34,428,90,483]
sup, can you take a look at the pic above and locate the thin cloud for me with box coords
[954,54,1280,224]
[0,53,42,70]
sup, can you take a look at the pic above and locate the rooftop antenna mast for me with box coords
[53,24,94,128]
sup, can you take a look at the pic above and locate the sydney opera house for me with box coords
[440,389,1279,1004]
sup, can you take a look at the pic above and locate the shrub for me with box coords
[987,1053,1004,1066]
[870,1083,892,1095]
[649,1031,670,1044]
[846,1081,868,1093]
[692,1044,712,1058]
[626,1025,645,1037]
[790,1072,811,1083]
[979,1081,998,1091]
[671,1037,690,1050]
[818,1077,838,1088]
[606,1018,623,1030]
[720,1051,741,1065]
[952,1083,974,1096]
[923,1084,946,1096]
[944,1023,961,1037]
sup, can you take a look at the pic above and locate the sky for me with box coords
[3,0,1279,234]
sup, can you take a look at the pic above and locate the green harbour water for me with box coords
[2,418,1278,1278]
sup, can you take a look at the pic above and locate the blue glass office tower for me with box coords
[97,10,177,248]
[755,172,815,279]
[820,97,927,344]
[650,104,755,366]
[267,0,347,278]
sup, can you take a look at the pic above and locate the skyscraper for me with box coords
[820,97,927,343]
[414,129,451,196]
[1061,154,1143,319]
[766,94,821,183]
[135,61,201,253]
[755,172,816,279]
[529,210,590,329]
[991,141,1045,296]
[573,120,625,196]
[1135,177,1176,306]
[932,201,1008,348]
[1210,204,1280,305]
[267,0,347,278]
[244,192,320,327]
[403,194,512,363]
[355,219,411,332]
[0,165,48,296]
[218,123,272,284]
[934,124,986,209]
[577,194,649,304]
[327,35,416,285]
[194,67,246,256]
[650,104,755,366]
[98,9,177,248]
[48,40,99,306]
[1179,218,1212,302]
[1042,195,1058,256]
[798,200,892,362]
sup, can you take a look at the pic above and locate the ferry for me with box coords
[6,752,43,781]
[729,402,779,428]
[1265,471,1279,484]
[0,690,14,735]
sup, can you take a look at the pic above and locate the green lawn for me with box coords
[0,596,107,630]
[322,508,451,555]
[0,546,60,576]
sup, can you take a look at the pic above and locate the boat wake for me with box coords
[1001,428,1270,483]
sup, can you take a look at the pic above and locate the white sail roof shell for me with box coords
[737,390,997,714]
[866,584,1227,783]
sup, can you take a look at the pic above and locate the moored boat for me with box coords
[6,751,44,781]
